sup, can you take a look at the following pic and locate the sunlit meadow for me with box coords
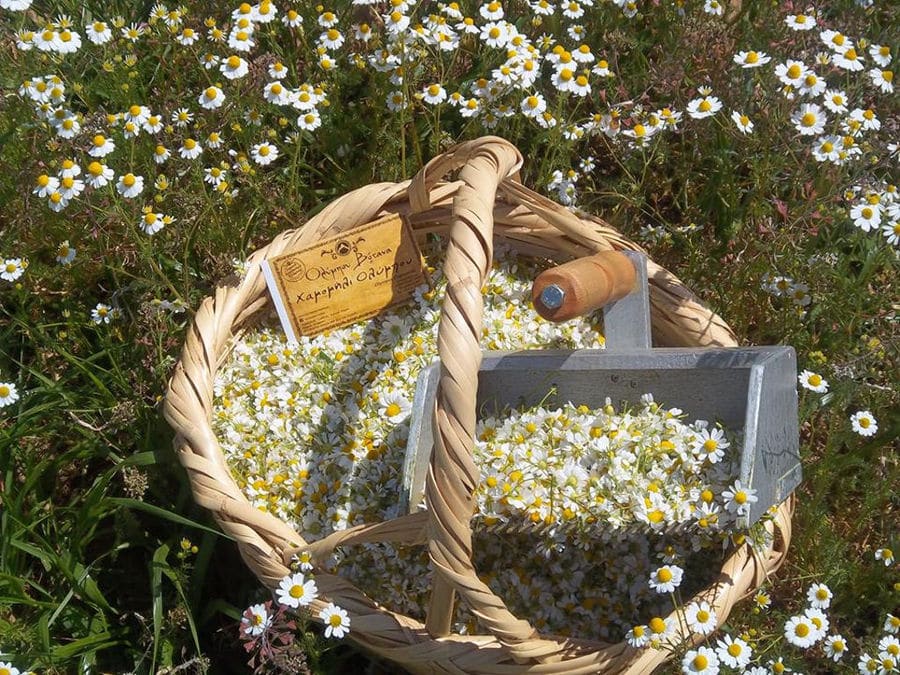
[0,0,896,673]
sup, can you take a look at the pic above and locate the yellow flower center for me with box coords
[795,623,809,637]
[3,265,14,274]
[123,173,136,187]
[37,174,50,186]
[859,417,870,428]
[746,51,758,63]
[258,145,270,156]
[632,625,645,637]
[698,100,712,112]
[832,34,845,45]
[575,75,588,86]
[144,212,157,225]
[703,439,718,452]
[129,104,142,116]
[61,176,74,189]
[49,192,62,203]
[329,613,343,627]
[633,124,646,137]
[692,654,708,669]
[795,14,807,23]
[289,584,305,599]
[801,112,816,127]
[386,403,402,417]
[728,643,742,657]
[0,385,10,397]
[861,207,873,219]
[649,617,666,633]
[787,64,801,79]
[184,139,196,150]
[804,74,817,86]
[648,509,664,523]
[809,374,822,386]
[656,568,672,583]
[739,115,750,126]
[227,55,242,69]
[696,609,709,622]
[863,109,874,120]
[93,21,105,31]
[845,48,857,60]
[489,26,500,39]
[734,491,747,504]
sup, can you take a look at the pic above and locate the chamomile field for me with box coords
[0,0,896,673]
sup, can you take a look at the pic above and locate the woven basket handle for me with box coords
[415,137,554,648]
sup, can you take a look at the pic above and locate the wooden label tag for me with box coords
[262,214,427,340]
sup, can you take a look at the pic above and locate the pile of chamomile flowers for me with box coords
[213,244,753,639]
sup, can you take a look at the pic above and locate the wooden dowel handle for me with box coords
[531,251,636,322]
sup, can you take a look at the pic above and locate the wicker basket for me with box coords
[164,137,793,674]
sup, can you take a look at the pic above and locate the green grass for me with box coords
[0,0,897,672]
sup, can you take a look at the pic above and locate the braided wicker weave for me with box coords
[165,137,793,674]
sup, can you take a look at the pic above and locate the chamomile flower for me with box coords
[55,240,76,265]
[721,480,757,516]
[116,172,144,198]
[319,602,350,638]
[282,9,303,27]
[886,613,900,631]
[220,54,249,79]
[179,138,203,160]
[0,382,19,408]
[691,426,729,463]
[480,21,509,48]
[785,13,816,31]
[175,27,199,46]
[823,634,847,661]
[869,69,894,94]
[807,583,833,609]
[1,258,26,282]
[276,572,318,608]
[381,391,411,423]
[625,625,649,647]
[820,29,853,54]
[124,104,151,126]
[776,60,808,88]
[251,142,279,166]
[850,410,877,436]
[198,86,225,110]
[240,603,272,637]
[703,0,724,16]
[88,134,115,158]
[685,601,718,635]
[822,89,849,114]
[33,174,59,198]
[648,564,683,593]
[784,614,817,648]
[716,634,752,669]
[686,95,722,119]
[422,83,448,105]
[153,145,171,164]
[834,47,865,72]
[731,111,753,134]
[870,44,893,68]
[319,28,344,50]
[228,29,255,52]
[733,50,771,68]
[140,210,165,235]
[792,103,826,136]
[143,114,164,134]
[850,202,882,232]
[799,370,828,393]
[682,647,719,674]
[798,71,826,97]
[91,303,116,324]
[384,10,410,34]
[83,20,112,44]
[520,93,547,118]
[207,131,223,148]
[849,107,881,132]
[297,110,322,131]
[385,90,406,112]
[875,548,900,568]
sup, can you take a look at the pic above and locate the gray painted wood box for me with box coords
[400,253,800,529]
[400,346,801,529]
